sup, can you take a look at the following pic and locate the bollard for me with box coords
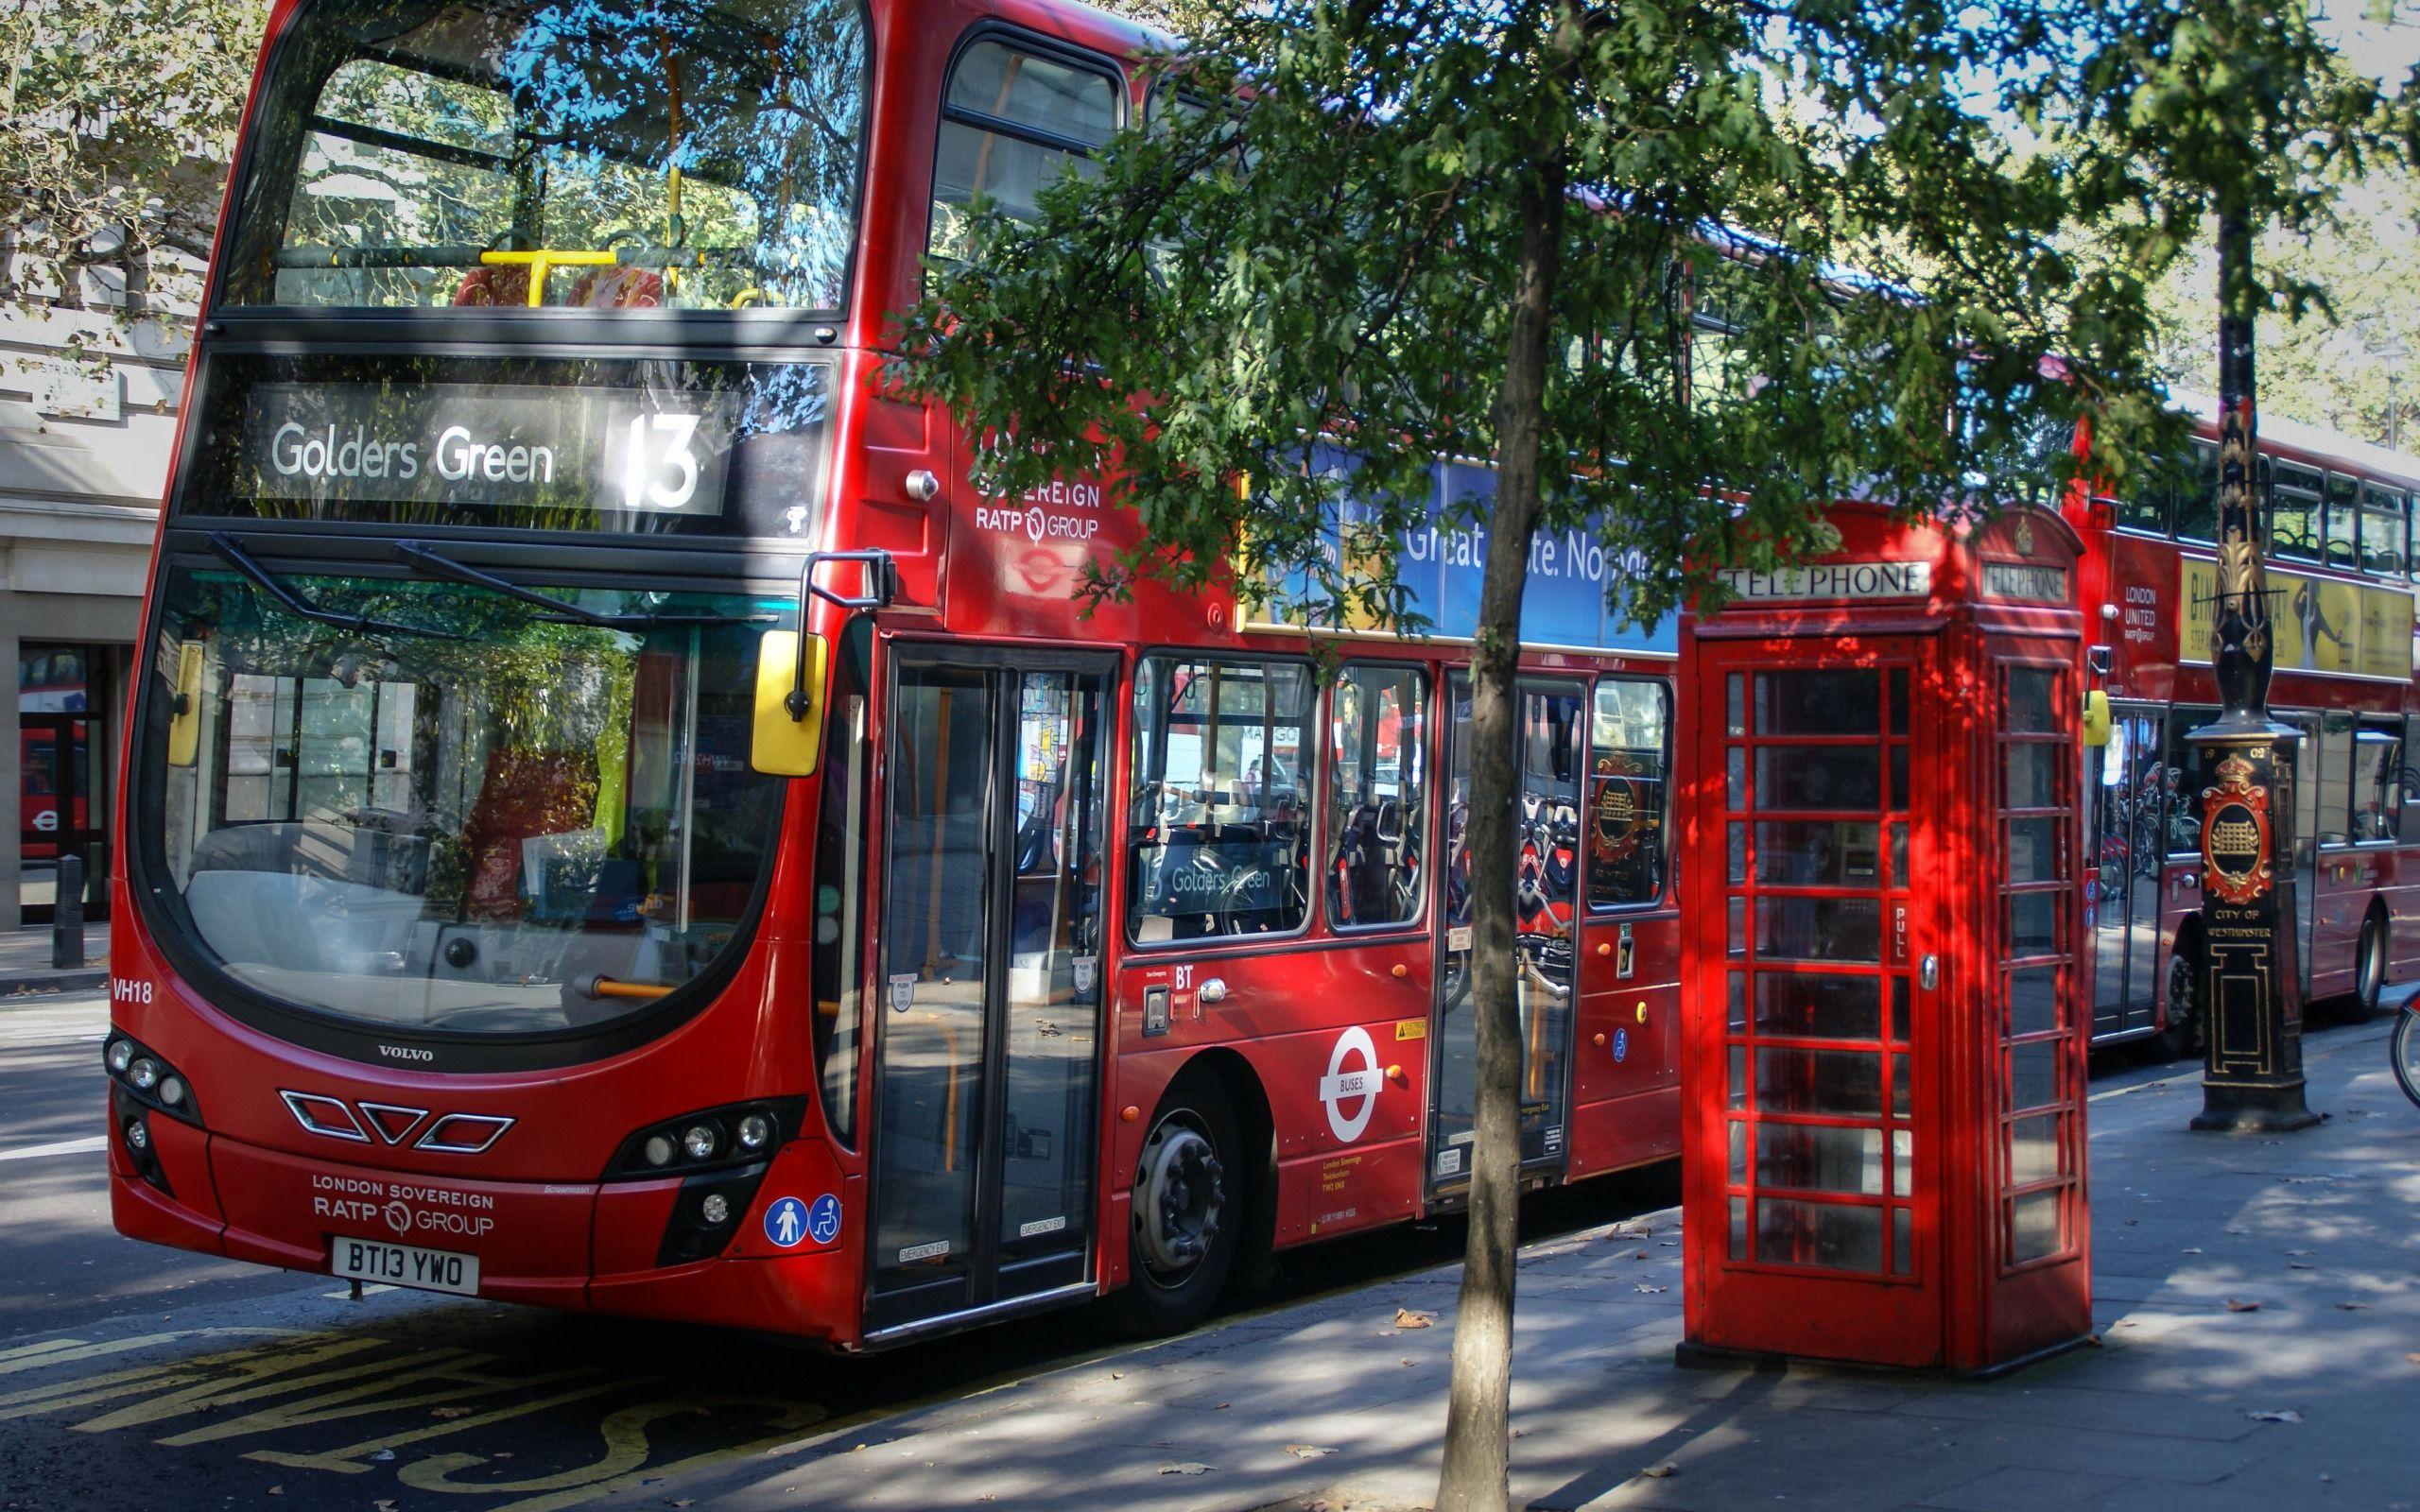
[52,853,85,971]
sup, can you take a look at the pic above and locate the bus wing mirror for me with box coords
[2082,689,2112,748]
[752,629,828,777]
[165,642,205,768]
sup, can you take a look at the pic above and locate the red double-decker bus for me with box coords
[2073,398,2420,1052]
[106,0,1690,1347]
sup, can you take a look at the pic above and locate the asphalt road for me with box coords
[0,986,1681,1512]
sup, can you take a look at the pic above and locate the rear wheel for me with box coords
[1103,1075,1244,1338]
[2352,910,2388,1020]
[2393,1009,2420,1109]
[2158,939,2202,1061]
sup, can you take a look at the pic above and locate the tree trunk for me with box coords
[1433,30,1572,1512]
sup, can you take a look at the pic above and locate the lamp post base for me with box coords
[2189,1078,2321,1134]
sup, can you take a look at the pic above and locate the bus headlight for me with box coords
[603,1099,805,1181]
[101,1030,202,1128]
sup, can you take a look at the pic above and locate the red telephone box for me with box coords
[1677,504,2093,1374]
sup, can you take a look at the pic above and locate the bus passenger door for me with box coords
[1427,675,1585,1196]
[869,651,1115,1335]
[2086,705,2165,1038]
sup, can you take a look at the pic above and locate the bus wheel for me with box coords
[2353,910,2388,1021]
[1106,1078,1243,1338]
[2159,939,2203,1061]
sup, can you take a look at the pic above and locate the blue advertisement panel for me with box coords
[1264,451,1675,656]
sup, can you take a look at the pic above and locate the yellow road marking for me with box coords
[158,1355,599,1449]
[246,1378,641,1475]
[397,1397,829,1510]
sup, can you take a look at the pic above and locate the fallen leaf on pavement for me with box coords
[2335,1302,2372,1311]
[1635,1284,1667,1294]
[2407,1353,2420,1366]
[2290,1263,2315,1271]
[1159,1463,1212,1476]
[1285,1445,1338,1459]
[430,1406,473,1419]
[2246,1409,2304,1424]
[2182,1247,2204,1255]
[1394,1308,1436,1329]
[1641,1463,1679,1479]
[2224,1298,2262,1313]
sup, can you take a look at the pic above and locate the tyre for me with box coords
[2352,910,2388,1021]
[2394,1009,2420,1110]
[1103,1074,1245,1338]
[2158,938,2202,1061]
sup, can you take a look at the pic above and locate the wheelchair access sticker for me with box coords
[766,1194,842,1248]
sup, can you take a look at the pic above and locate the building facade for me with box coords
[2,308,185,927]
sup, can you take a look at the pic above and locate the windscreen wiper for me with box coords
[206,533,467,641]
[391,541,774,627]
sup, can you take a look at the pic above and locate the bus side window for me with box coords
[1127,655,1313,943]
[929,40,1119,264]
[2360,482,2408,579]
[2316,713,2355,848]
[1586,678,1670,908]
[2162,706,2219,855]
[2271,462,2323,563]
[2404,716,2420,845]
[2176,440,2220,545]
[2325,472,2361,571]
[1324,664,1427,930]
[2354,720,2402,843]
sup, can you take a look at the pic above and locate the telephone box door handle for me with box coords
[1920,954,1939,990]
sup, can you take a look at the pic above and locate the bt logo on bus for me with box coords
[1322,1026,1381,1143]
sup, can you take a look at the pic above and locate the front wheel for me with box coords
[1103,1076,1245,1338]
[2393,1010,2420,1109]
[2159,940,2203,1061]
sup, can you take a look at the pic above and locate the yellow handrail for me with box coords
[479,248,619,307]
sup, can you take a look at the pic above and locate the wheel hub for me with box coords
[1132,1114,1224,1281]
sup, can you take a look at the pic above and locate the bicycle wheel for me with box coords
[2394,1010,2420,1109]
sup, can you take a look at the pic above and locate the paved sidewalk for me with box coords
[613,1013,2420,1512]
[0,922,108,995]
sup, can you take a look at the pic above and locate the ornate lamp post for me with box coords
[2189,206,2321,1134]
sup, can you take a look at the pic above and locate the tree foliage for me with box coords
[1,0,269,326]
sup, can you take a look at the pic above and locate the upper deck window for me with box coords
[222,0,867,312]
[2271,461,2323,563]
[2325,472,2362,571]
[929,39,1118,261]
[2360,482,2409,579]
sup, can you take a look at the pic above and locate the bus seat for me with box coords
[461,748,601,919]
[453,264,664,308]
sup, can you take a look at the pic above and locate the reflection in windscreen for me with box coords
[224,0,866,310]
[148,569,781,1034]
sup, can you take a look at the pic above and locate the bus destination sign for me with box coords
[238,383,737,517]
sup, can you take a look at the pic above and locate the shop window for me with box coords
[1128,656,1312,941]
[1326,664,1426,930]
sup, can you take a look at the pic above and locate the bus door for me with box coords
[2283,712,2323,992]
[1427,673,1586,1196]
[868,649,1115,1334]
[2086,703,2165,1037]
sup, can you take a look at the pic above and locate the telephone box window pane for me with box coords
[1889,667,1909,734]
[1890,822,1908,885]
[1888,746,1909,811]
[1891,980,1910,1041]
[1893,1208,1912,1274]
[1728,1120,1747,1184]
[1727,896,1747,957]
[2006,744,2057,809]
[2011,1040,2060,1110]
[1754,896,1880,961]
[2009,1113,2061,1186]
[1729,1045,1747,1108]
[1753,820,1880,885]
[1755,671,1878,735]
[2006,668,2058,733]
[1756,1198,1883,1272]
[1730,1197,1749,1259]
[1727,972,1748,1031]
[1754,1048,1882,1116]
[1755,747,1880,811]
[2012,1189,2064,1263]
[1756,1124,1884,1195]
[1727,674,1746,736]
[1892,1127,1911,1196]
[1893,1052,1910,1115]
[2009,892,2058,957]
[1754,971,1881,1039]
[1727,822,1747,884]
[2010,965,2060,1037]
[2007,817,2060,882]
[1727,747,1748,810]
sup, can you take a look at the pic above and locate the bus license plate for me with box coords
[329,1236,480,1297]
